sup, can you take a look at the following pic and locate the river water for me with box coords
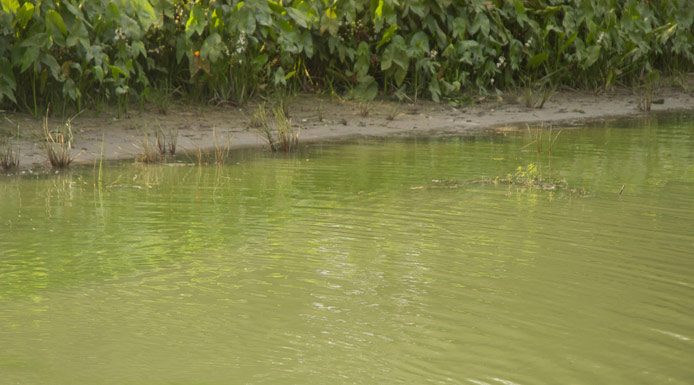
[1,114,693,384]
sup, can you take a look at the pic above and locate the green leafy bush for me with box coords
[0,0,692,113]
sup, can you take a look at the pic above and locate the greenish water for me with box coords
[1,114,693,384]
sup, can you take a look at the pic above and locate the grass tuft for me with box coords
[254,103,300,152]
[358,102,371,116]
[1,139,19,170]
[41,112,77,169]
[155,124,178,156]
[136,125,163,164]
[213,126,233,166]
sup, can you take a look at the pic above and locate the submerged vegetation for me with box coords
[0,1,692,115]
[473,163,586,196]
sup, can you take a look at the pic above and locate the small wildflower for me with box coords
[235,32,248,54]
[496,56,505,68]
[597,32,605,44]
[525,38,532,47]
[429,49,438,59]
[195,50,200,57]
[114,28,126,42]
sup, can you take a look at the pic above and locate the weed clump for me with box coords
[155,125,178,156]
[1,139,19,170]
[254,103,300,152]
[41,113,78,169]
[136,126,162,164]
[638,70,660,112]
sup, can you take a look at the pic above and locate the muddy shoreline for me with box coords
[2,87,693,171]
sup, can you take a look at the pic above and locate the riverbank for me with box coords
[2,86,694,171]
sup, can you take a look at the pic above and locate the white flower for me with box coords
[496,56,505,68]
[235,33,248,54]
[114,28,126,42]
[597,32,605,44]
[429,49,438,59]
[490,78,495,85]
[525,38,532,47]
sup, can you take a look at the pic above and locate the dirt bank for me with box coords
[2,87,694,171]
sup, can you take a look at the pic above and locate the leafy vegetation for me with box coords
[1,0,692,114]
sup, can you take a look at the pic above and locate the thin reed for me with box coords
[155,125,178,156]
[213,126,232,166]
[137,125,162,163]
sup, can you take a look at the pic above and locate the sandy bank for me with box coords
[2,87,693,171]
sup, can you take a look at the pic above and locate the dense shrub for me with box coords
[0,0,692,113]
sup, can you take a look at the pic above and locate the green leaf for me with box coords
[452,17,467,38]
[46,10,67,36]
[559,32,578,56]
[410,31,429,55]
[14,2,34,29]
[353,76,378,102]
[67,20,90,49]
[428,79,441,102]
[470,13,489,36]
[320,8,339,36]
[93,65,105,82]
[62,78,80,101]
[583,45,601,67]
[251,53,269,71]
[132,0,157,30]
[273,67,286,86]
[286,7,310,29]
[354,41,371,77]
[1,0,19,14]
[527,53,549,69]
[394,66,407,86]
[377,25,397,49]
[106,2,120,24]
[381,35,408,72]
[185,5,206,37]
[268,1,285,14]
[40,54,60,80]
[200,33,222,62]
[0,57,17,103]
[131,40,146,59]
[109,65,129,81]
[19,46,39,72]
[300,30,314,57]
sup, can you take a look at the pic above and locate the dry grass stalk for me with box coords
[254,103,300,152]
[386,104,400,121]
[137,126,162,163]
[358,102,371,116]
[155,125,178,156]
[1,140,19,170]
[42,113,77,169]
